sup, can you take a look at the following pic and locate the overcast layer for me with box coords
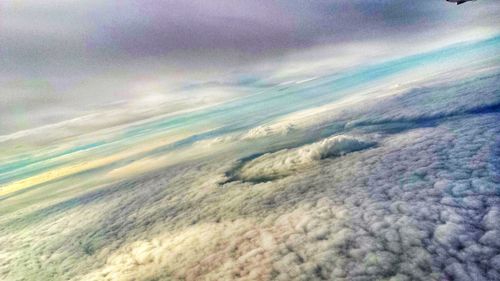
[1,0,499,134]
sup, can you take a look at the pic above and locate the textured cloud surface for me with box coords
[231,135,375,182]
[1,10,500,281]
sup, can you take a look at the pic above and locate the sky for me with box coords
[0,0,499,135]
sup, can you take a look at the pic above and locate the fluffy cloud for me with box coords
[231,135,375,182]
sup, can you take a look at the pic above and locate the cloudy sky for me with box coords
[1,2,500,281]
[0,0,499,134]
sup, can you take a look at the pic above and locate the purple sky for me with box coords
[0,0,499,134]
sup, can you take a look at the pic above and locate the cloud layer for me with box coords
[1,52,499,280]
[0,9,499,279]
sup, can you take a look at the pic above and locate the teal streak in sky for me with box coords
[120,36,500,150]
[1,36,499,188]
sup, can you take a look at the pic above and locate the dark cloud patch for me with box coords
[298,0,441,42]
[89,1,298,57]
[1,0,498,75]
[82,0,488,64]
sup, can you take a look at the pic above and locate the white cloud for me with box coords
[233,135,375,182]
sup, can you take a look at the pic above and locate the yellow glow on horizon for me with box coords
[0,133,191,197]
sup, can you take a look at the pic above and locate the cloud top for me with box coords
[233,135,375,182]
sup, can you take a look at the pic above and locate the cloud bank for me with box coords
[1,57,499,281]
